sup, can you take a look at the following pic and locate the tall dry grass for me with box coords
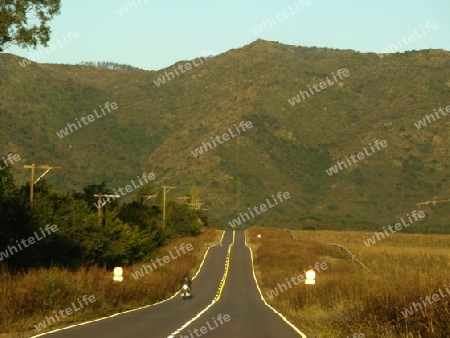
[0,229,222,337]
[247,227,450,338]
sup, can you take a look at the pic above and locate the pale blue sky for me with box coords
[7,0,450,71]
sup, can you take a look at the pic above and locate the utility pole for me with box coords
[162,185,176,233]
[189,198,204,211]
[23,164,62,203]
[141,194,157,227]
[93,193,120,217]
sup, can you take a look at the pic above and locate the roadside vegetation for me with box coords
[0,166,220,336]
[0,228,221,336]
[247,226,450,337]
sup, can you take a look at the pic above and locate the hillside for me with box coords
[1,39,450,230]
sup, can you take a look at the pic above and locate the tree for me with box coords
[0,167,34,270]
[0,0,61,52]
[165,201,203,237]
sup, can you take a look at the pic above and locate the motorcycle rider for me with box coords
[180,274,192,291]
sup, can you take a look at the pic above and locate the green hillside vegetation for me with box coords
[0,165,205,272]
[1,39,450,231]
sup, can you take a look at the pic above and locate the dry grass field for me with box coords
[246,227,450,338]
[0,229,222,337]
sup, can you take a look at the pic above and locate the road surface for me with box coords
[32,231,305,338]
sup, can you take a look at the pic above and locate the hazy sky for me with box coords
[6,0,450,71]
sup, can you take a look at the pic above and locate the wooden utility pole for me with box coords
[141,194,157,227]
[93,193,121,217]
[23,164,62,203]
[162,185,176,233]
[189,198,204,210]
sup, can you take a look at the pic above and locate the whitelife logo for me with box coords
[34,295,96,332]
[94,172,156,209]
[0,224,58,261]
[401,285,450,318]
[288,68,350,106]
[414,104,450,130]
[190,121,253,158]
[178,314,231,338]
[228,192,290,228]
[0,153,21,171]
[153,51,214,87]
[377,22,438,58]
[363,210,426,247]
[116,0,149,16]
[18,31,81,67]
[131,243,193,280]
[266,261,328,299]
[325,140,388,176]
[56,102,118,139]
[250,0,312,35]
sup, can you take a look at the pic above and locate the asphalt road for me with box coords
[175,230,304,338]
[32,231,305,338]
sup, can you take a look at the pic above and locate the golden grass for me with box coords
[0,229,222,337]
[247,227,450,338]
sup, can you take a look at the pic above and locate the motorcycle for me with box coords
[180,283,191,300]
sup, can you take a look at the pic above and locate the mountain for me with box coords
[1,39,450,230]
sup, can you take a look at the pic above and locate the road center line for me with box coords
[30,231,227,338]
[167,231,234,338]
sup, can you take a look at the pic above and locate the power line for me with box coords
[23,164,62,203]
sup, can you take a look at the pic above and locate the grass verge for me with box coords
[247,227,450,337]
[0,228,222,337]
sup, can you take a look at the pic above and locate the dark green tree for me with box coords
[165,201,203,237]
[0,167,34,270]
[73,182,119,213]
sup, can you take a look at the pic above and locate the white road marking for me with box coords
[30,230,226,337]
[245,230,307,338]
[167,231,234,338]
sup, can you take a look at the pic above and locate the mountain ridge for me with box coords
[1,39,450,230]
